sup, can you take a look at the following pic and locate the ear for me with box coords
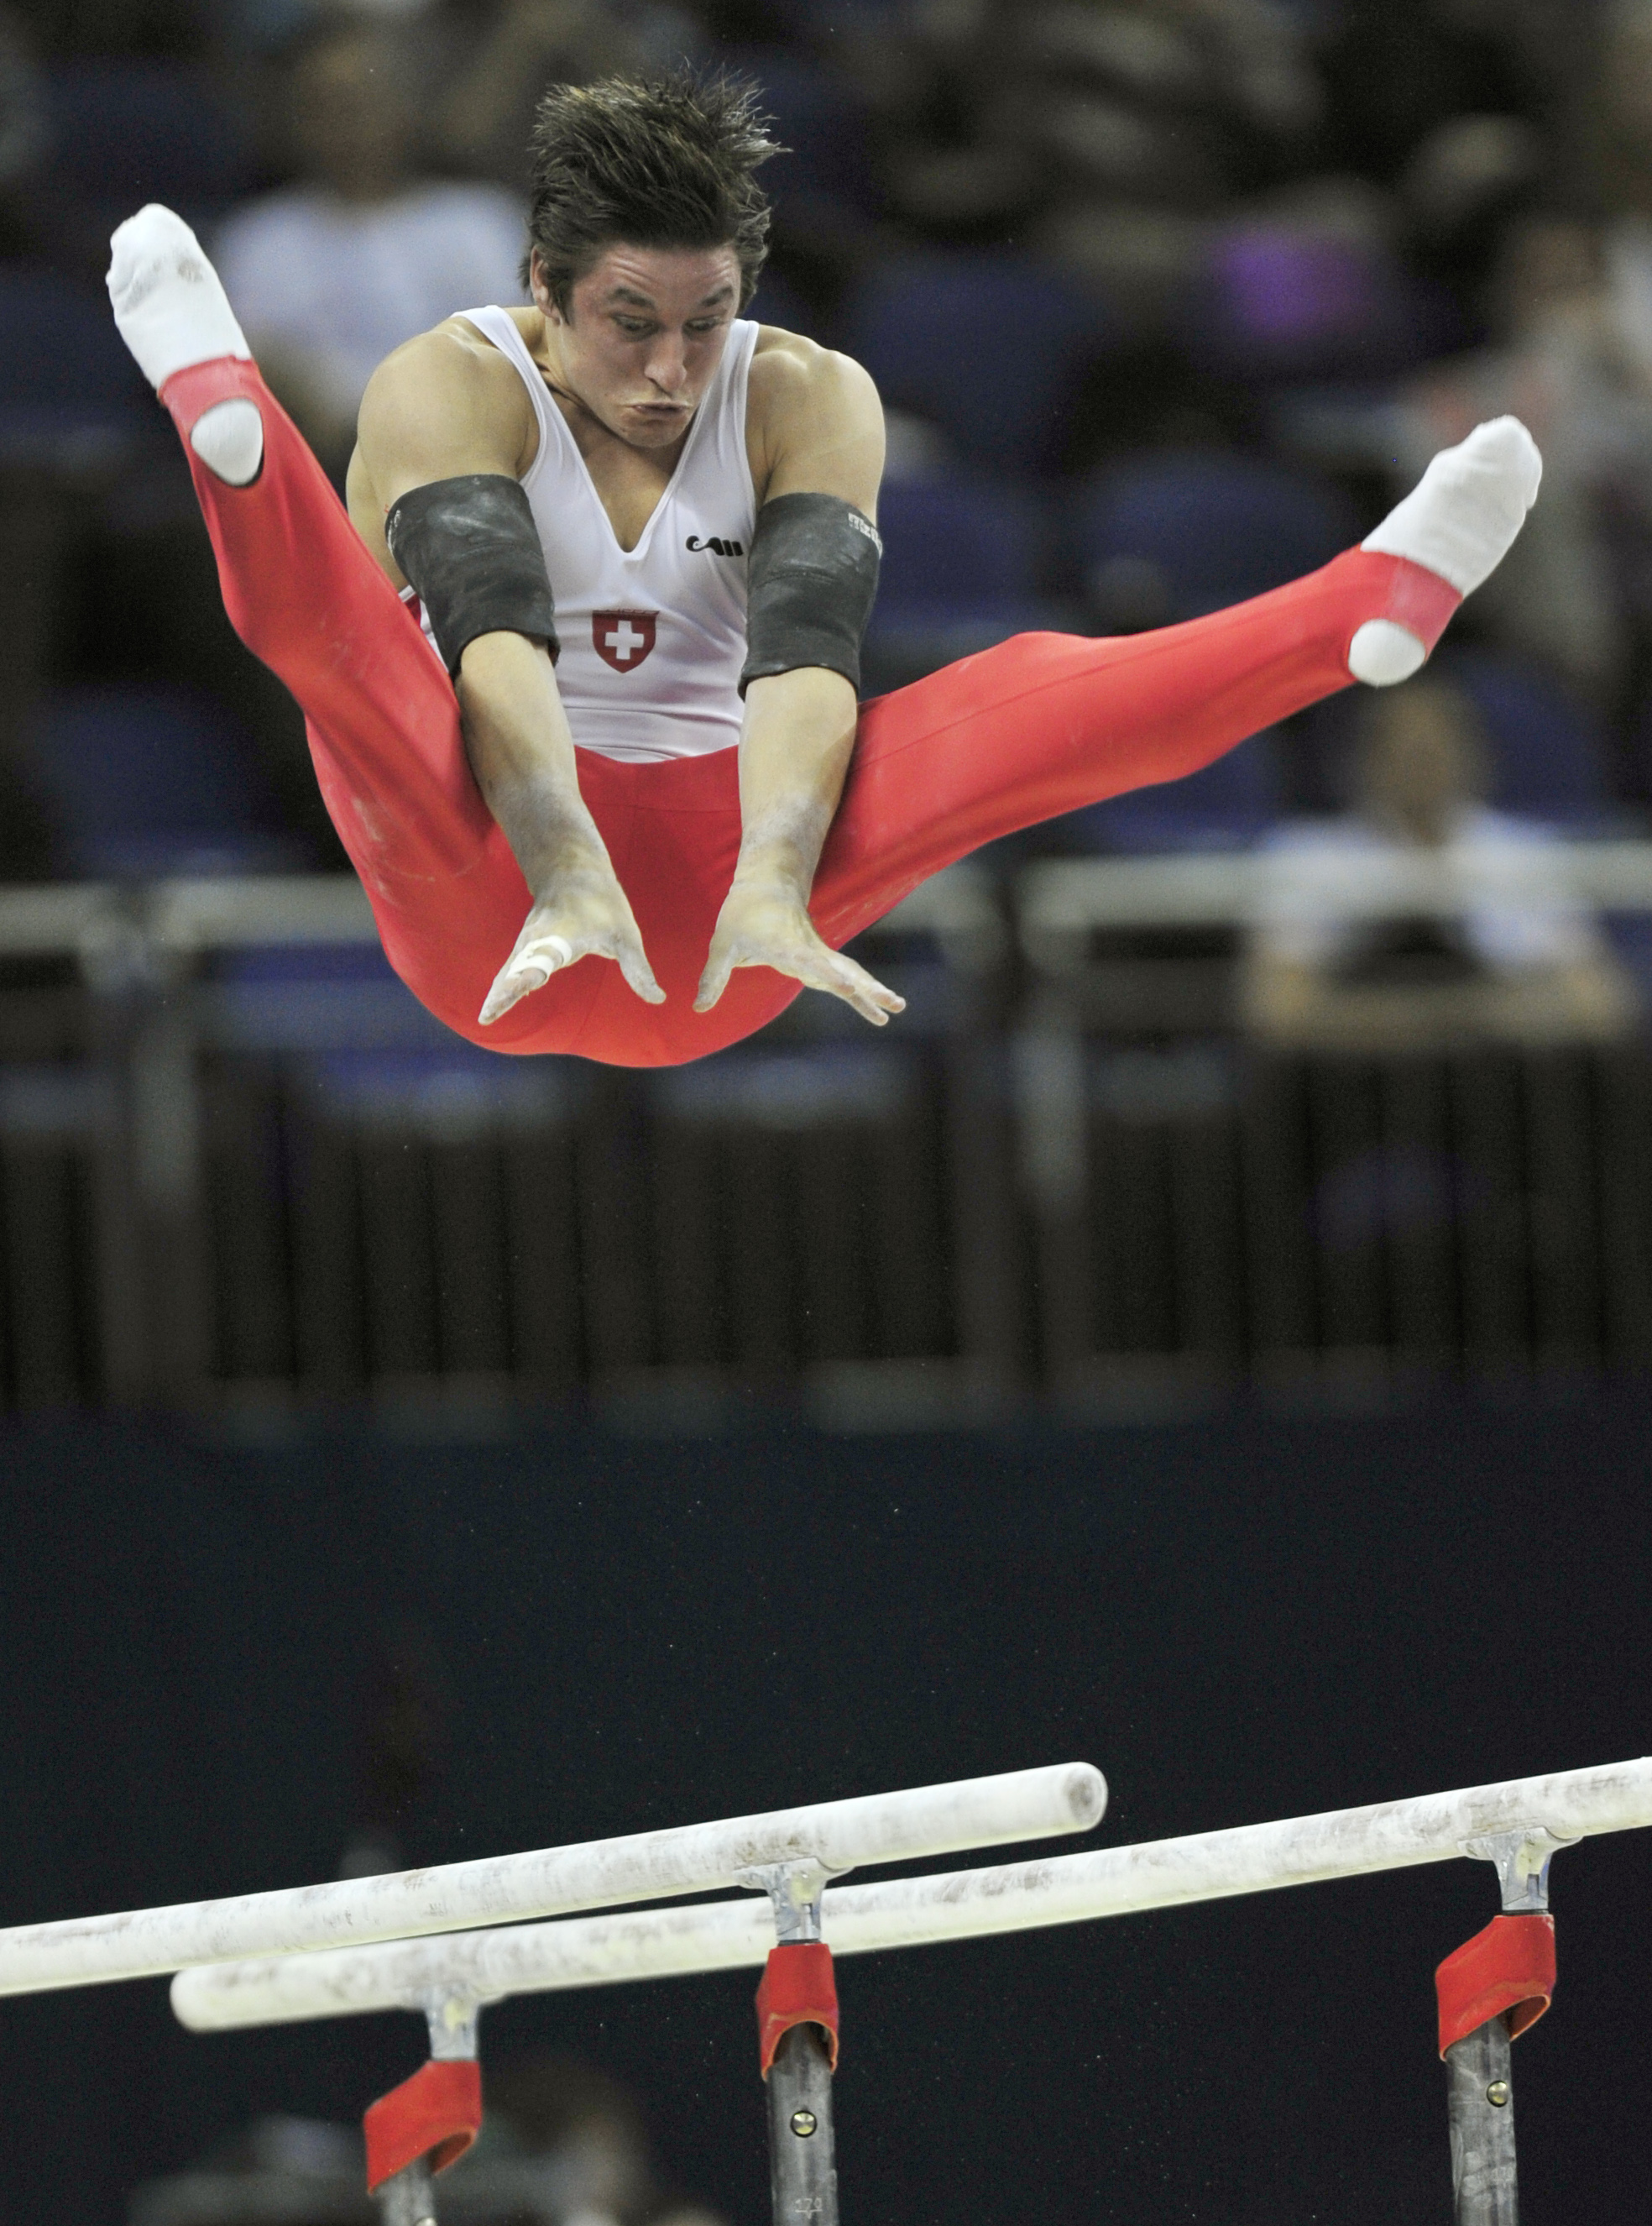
[528,249,561,322]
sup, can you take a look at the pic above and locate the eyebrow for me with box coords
[604,283,737,312]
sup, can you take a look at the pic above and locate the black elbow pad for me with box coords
[740,490,881,697]
[386,473,559,676]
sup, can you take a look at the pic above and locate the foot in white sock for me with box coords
[108,204,249,388]
[108,205,264,485]
[1349,416,1542,686]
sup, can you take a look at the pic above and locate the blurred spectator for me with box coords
[1586,0,1652,222]
[1197,0,1571,379]
[1595,4,1652,392]
[480,2051,722,2226]
[1394,212,1652,708]
[128,2116,370,2226]
[876,0,1325,324]
[1176,172,1440,394]
[1242,677,1637,1052]
[217,2,703,180]
[0,3,46,253]
[1317,0,1564,201]
[212,17,525,477]
[430,0,705,190]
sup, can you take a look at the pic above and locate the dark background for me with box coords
[0,1394,1646,2224]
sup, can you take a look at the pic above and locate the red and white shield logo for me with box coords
[592,610,658,673]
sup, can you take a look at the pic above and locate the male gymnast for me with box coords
[107,72,1543,1069]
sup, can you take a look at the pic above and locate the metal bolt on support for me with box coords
[790,2110,818,2137]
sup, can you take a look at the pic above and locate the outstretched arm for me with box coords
[694,341,905,1027]
[352,331,662,1019]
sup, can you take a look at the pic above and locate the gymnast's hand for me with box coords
[480,856,665,1024]
[694,881,904,1028]
[447,633,664,1024]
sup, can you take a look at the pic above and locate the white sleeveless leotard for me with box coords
[413,306,759,764]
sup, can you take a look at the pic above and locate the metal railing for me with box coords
[0,865,1009,1407]
[1019,841,1652,945]
[1012,845,1652,1395]
[0,848,1649,1407]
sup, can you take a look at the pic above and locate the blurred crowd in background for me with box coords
[3,0,1652,1043]
[0,0,1644,888]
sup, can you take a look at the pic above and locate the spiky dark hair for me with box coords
[521,71,781,312]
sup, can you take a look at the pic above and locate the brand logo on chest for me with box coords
[685,534,745,557]
[592,610,658,672]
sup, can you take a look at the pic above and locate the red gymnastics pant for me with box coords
[163,356,1462,1069]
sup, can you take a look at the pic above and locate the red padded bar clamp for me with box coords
[1435,1914,1556,2058]
[363,2058,483,2193]
[755,1941,839,2078]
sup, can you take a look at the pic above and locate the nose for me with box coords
[646,335,690,394]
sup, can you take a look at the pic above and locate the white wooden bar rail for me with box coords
[170,1755,1652,2033]
[0,1764,1105,1999]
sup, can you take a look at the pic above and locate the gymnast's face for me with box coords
[533,243,743,451]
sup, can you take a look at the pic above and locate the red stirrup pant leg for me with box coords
[160,358,495,884]
[158,357,557,1038]
[811,549,1461,945]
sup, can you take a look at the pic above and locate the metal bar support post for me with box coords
[1438,1829,1571,2226]
[768,2024,838,2226]
[1444,2015,1519,2226]
[367,1997,483,2226]
[375,2155,437,2226]
[745,1860,843,2226]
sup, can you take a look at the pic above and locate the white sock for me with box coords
[1362,416,1541,594]
[108,204,263,485]
[107,202,251,392]
[1348,416,1542,685]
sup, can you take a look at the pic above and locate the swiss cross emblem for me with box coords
[592,610,658,672]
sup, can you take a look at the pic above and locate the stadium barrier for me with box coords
[3,856,1652,1406]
